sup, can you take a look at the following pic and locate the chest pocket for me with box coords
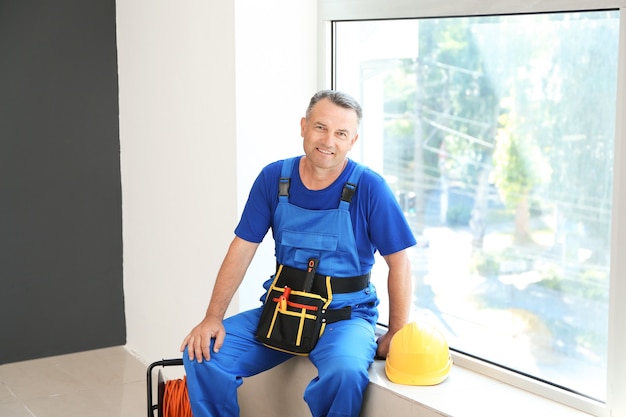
[280,229,339,251]
[280,229,339,265]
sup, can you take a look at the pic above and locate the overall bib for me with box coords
[184,157,379,417]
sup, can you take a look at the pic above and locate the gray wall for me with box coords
[0,0,125,363]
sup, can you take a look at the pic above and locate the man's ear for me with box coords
[300,117,307,136]
[350,133,359,147]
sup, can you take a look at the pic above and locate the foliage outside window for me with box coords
[334,11,618,402]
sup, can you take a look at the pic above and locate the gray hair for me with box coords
[305,90,363,124]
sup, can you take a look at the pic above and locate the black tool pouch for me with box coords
[256,259,337,355]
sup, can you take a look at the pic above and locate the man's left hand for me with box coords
[376,331,394,359]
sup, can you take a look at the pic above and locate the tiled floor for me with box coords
[0,346,147,417]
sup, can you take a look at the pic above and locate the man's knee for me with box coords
[321,355,370,387]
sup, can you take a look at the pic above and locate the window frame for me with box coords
[318,1,626,416]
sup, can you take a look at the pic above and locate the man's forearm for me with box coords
[385,250,413,333]
[205,236,259,320]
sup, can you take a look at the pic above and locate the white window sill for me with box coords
[237,352,601,417]
[364,356,599,417]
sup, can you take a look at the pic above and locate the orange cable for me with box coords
[162,376,193,417]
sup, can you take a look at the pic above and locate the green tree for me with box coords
[492,111,552,244]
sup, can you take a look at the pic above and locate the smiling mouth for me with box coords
[317,148,334,155]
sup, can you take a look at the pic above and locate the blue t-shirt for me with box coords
[235,157,417,272]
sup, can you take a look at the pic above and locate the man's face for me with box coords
[300,98,359,170]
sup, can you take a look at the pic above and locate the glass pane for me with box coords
[334,11,619,401]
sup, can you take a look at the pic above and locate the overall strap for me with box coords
[339,163,366,210]
[278,157,299,200]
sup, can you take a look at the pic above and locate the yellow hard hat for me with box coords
[385,321,452,386]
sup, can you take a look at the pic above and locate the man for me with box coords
[180,90,416,417]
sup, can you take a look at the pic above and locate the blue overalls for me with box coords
[184,157,379,417]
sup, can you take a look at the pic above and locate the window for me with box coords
[323,2,625,414]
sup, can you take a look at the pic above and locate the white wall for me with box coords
[233,0,318,311]
[116,0,317,363]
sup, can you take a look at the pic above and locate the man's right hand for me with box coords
[180,315,226,362]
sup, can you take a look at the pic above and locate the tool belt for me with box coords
[255,259,370,355]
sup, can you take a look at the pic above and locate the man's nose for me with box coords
[319,130,334,144]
